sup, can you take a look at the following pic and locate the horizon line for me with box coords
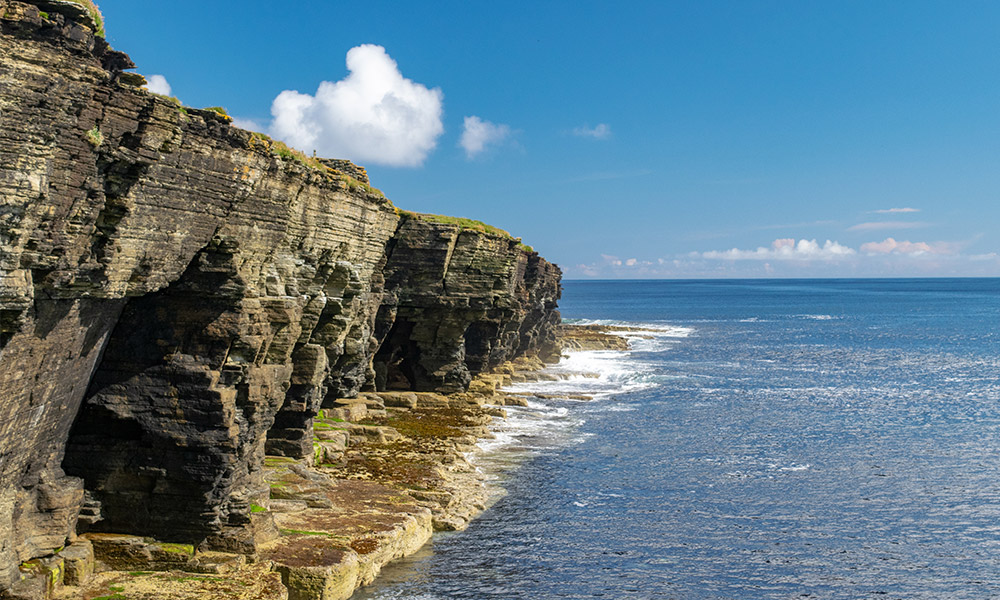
[562,275,1000,282]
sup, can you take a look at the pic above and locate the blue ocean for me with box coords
[355,279,1000,600]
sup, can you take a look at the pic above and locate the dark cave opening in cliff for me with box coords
[61,247,250,544]
[373,318,420,391]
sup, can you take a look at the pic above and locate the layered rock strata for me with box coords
[0,2,561,596]
[372,215,561,394]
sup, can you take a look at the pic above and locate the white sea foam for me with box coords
[565,318,694,337]
[473,319,692,464]
[476,430,516,453]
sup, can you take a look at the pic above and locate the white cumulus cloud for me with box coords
[146,74,171,96]
[572,123,612,139]
[459,116,511,159]
[269,44,444,167]
[701,238,856,261]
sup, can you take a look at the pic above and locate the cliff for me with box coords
[0,2,561,595]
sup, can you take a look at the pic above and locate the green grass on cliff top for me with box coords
[65,0,105,37]
[397,211,511,238]
[397,211,536,251]
[245,132,386,197]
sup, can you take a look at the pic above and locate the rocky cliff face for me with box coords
[374,215,561,392]
[0,2,560,592]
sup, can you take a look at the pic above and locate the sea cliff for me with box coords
[0,2,561,598]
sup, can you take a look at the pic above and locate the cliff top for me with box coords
[397,211,536,252]
[397,211,511,237]
[33,0,103,36]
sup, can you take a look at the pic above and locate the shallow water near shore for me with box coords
[353,279,1000,600]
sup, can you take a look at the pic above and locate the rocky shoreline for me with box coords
[14,326,628,600]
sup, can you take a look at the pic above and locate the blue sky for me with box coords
[99,1,1000,278]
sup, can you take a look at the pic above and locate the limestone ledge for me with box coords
[555,324,658,352]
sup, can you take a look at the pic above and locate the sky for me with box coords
[96,1,1000,279]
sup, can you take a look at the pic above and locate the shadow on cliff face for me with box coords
[63,244,279,549]
[464,319,502,374]
[373,318,420,390]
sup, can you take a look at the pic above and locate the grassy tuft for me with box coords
[85,126,103,148]
[250,502,267,514]
[156,543,194,556]
[65,0,104,37]
[202,106,232,121]
[341,174,384,197]
[249,133,325,170]
[272,140,324,169]
[150,92,181,106]
[245,133,388,198]
[313,420,346,431]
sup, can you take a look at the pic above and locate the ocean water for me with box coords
[354,279,1000,600]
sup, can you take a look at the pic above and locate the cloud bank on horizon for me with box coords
[701,238,855,261]
[570,236,998,279]
[268,45,444,167]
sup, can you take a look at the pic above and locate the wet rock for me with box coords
[496,395,530,407]
[557,324,633,351]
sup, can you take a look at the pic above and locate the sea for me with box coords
[353,279,1000,600]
